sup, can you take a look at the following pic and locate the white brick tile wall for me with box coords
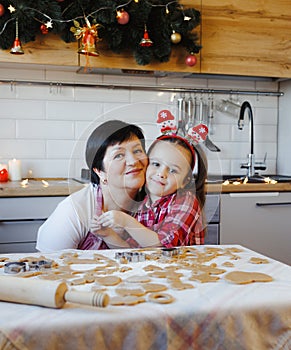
[17,120,75,139]
[0,120,16,138]
[0,100,44,118]
[0,66,279,178]
[46,100,102,121]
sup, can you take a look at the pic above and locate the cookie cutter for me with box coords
[4,259,53,274]
[115,251,146,263]
[28,259,53,270]
[4,262,27,274]
[161,248,179,257]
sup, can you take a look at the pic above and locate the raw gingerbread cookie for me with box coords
[110,295,146,306]
[147,271,168,278]
[59,252,79,259]
[91,284,107,292]
[143,264,163,272]
[64,258,101,265]
[0,257,9,262]
[18,255,47,263]
[115,285,146,297]
[69,277,87,285]
[200,265,226,275]
[189,273,220,283]
[249,257,269,264]
[222,261,235,268]
[125,275,151,283]
[148,292,175,304]
[170,281,194,290]
[224,247,244,253]
[96,275,122,286]
[142,283,168,293]
[119,266,133,273]
[17,270,43,278]
[39,272,75,281]
[224,271,273,284]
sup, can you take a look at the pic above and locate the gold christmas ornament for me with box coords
[171,30,181,44]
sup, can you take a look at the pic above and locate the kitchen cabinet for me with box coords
[0,193,219,253]
[220,192,291,265]
[204,194,220,244]
[0,196,65,253]
[0,1,290,78]
[201,0,291,78]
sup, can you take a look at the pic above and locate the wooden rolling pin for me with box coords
[0,276,109,308]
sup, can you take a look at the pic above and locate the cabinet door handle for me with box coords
[0,218,46,223]
[256,202,291,207]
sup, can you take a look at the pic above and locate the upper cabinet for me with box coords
[201,0,291,78]
[0,0,290,78]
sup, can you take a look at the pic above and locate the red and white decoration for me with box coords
[187,124,208,144]
[157,109,177,134]
[156,109,208,145]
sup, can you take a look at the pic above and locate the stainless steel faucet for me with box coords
[238,101,255,177]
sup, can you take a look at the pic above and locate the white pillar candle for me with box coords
[8,159,22,181]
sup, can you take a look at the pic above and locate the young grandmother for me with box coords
[36,120,148,252]
[93,111,208,248]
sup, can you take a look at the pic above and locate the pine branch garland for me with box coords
[0,0,201,65]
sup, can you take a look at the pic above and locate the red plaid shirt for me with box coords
[127,190,204,248]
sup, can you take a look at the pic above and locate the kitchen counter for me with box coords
[206,181,291,193]
[1,178,291,197]
[0,179,85,197]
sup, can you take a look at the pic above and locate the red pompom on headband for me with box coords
[156,109,209,170]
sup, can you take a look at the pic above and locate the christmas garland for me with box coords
[0,0,201,66]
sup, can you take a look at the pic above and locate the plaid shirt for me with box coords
[127,190,204,248]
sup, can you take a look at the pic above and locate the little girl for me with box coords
[92,114,208,248]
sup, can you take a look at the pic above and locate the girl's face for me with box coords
[146,140,192,202]
[97,135,148,193]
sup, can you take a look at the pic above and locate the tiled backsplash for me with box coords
[0,65,279,179]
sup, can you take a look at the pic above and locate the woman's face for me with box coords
[146,140,192,202]
[98,135,148,193]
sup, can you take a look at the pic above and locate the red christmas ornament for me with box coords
[0,168,8,182]
[185,54,197,67]
[10,18,24,54]
[116,10,129,25]
[0,4,5,17]
[40,24,48,34]
[139,25,153,47]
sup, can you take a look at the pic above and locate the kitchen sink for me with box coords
[207,174,291,183]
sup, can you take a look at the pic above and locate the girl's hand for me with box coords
[96,210,127,229]
[90,212,128,240]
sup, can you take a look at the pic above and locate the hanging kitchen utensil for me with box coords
[177,94,186,135]
[204,135,221,152]
[216,94,241,118]
[185,94,194,132]
[208,94,215,135]
[204,93,221,152]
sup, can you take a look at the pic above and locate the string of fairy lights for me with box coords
[0,0,201,66]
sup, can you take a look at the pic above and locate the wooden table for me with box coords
[0,245,290,350]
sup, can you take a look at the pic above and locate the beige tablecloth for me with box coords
[0,245,290,350]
